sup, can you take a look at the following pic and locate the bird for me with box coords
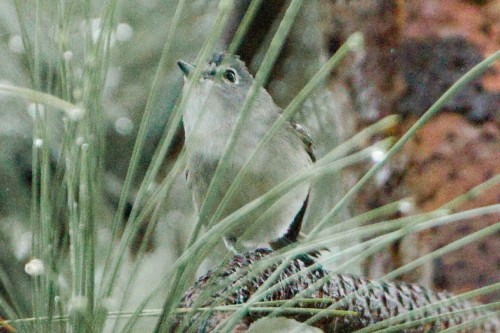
[178,52,315,253]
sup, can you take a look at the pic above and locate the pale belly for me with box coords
[186,139,311,250]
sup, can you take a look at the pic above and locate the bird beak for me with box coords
[177,60,195,76]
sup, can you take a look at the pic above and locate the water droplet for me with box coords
[114,117,133,135]
[115,23,133,42]
[370,148,386,163]
[76,136,85,146]
[64,51,74,61]
[398,199,415,214]
[68,107,85,121]
[25,258,45,276]
[8,35,24,54]
[34,138,44,147]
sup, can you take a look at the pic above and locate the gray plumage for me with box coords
[178,53,314,252]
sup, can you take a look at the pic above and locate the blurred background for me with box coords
[0,0,498,330]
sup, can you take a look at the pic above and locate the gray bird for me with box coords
[178,53,314,253]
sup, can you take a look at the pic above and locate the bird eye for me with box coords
[224,69,237,83]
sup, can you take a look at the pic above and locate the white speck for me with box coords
[68,107,85,121]
[115,23,133,42]
[375,166,391,186]
[398,199,415,214]
[75,136,85,145]
[63,51,73,61]
[8,35,24,54]
[91,18,102,44]
[147,181,158,193]
[15,232,32,260]
[34,138,44,147]
[27,103,45,118]
[25,258,45,276]
[105,67,122,91]
[114,117,133,135]
[57,273,70,291]
[347,32,364,52]
[84,18,116,47]
[370,148,386,163]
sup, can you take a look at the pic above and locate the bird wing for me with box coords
[289,120,316,162]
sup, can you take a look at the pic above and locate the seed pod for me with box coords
[173,249,499,332]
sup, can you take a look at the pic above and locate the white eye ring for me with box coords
[223,68,238,84]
